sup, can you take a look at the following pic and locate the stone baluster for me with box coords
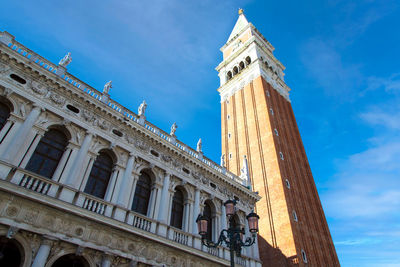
[31,237,56,267]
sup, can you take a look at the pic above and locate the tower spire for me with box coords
[227,9,249,42]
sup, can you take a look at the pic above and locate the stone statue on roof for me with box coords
[103,81,112,94]
[197,138,202,153]
[58,52,72,67]
[220,154,225,167]
[138,100,147,116]
[170,122,177,136]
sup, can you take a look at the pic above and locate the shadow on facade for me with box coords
[258,236,299,267]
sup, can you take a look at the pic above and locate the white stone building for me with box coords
[0,31,261,267]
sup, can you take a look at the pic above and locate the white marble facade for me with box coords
[0,31,261,267]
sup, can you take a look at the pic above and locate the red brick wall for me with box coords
[221,76,339,266]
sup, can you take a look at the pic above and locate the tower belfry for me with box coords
[216,11,339,266]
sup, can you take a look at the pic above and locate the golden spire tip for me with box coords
[238,8,244,15]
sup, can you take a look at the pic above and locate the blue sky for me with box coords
[1,0,400,266]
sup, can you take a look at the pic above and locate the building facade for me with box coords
[217,11,339,266]
[0,31,262,267]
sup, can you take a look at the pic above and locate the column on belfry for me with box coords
[115,153,135,207]
[64,132,93,188]
[192,187,200,235]
[1,105,41,162]
[31,237,55,267]
[157,172,170,223]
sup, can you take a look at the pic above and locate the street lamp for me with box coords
[196,200,259,267]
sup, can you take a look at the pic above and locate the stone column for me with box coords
[104,166,121,202]
[148,182,162,218]
[58,144,80,183]
[65,132,93,187]
[1,105,41,162]
[0,117,14,143]
[150,183,162,219]
[192,187,200,235]
[79,155,95,191]
[157,173,171,223]
[51,144,73,180]
[31,237,55,267]
[183,200,190,232]
[188,200,194,233]
[17,131,44,168]
[101,254,112,267]
[116,153,136,208]
[221,202,227,230]
[127,173,140,208]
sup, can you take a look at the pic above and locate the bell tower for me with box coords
[217,10,339,266]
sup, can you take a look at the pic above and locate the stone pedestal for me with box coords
[56,65,66,77]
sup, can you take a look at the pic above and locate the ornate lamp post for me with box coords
[196,200,259,267]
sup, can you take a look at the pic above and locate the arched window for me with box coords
[227,71,233,80]
[170,188,184,229]
[245,56,251,65]
[233,66,239,75]
[52,254,89,267]
[204,201,213,241]
[239,61,245,70]
[0,102,11,131]
[0,236,24,267]
[84,151,113,199]
[131,172,152,215]
[25,129,68,179]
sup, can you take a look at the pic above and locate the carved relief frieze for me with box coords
[96,118,110,131]
[134,139,149,152]
[0,61,11,74]
[161,154,172,163]
[30,80,48,96]
[81,109,95,123]
[50,92,66,107]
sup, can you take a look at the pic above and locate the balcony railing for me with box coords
[0,163,259,266]
[0,31,250,189]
